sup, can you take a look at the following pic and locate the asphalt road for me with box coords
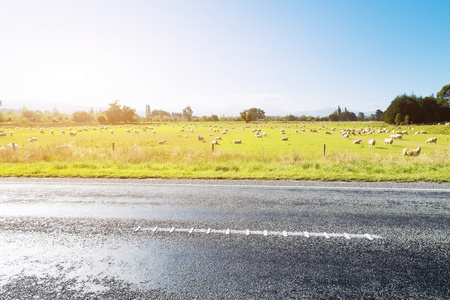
[0,178,449,299]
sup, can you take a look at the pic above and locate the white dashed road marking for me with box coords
[134,226,382,240]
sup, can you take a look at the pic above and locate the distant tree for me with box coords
[383,94,422,124]
[284,114,298,121]
[71,111,94,122]
[357,112,365,121]
[0,111,5,122]
[211,114,219,122]
[395,113,403,125]
[97,115,107,123]
[375,109,383,121]
[182,106,193,121]
[122,105,137,123]
[240,111,252,123]
[145,104,151,121]
[437,84,450,107]
[106,100,123,123]
[404,115,410,125]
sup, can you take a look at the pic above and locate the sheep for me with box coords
[0,131,7,137]
[50,130,54,135]
[262,132,267,137]
[384,138,394,146]
[9,131,13,137]
[353,139,362,144]
[70,131,77,136]
[211,140,219,145]
[368,139,376,148]
[60,129,66,134]
[56,144,69,149]
[215,136,221,141]
[403,147,421,158]
[28,137,38,142]
[157,139,167,144]
[233,139,242,144]
[281,137,289,141]
[197,135,205,141]
[110,129,115,134]
[425,137,437,144]
[152,130,157,134]
[7,142,19,150]
[324,131,331,135]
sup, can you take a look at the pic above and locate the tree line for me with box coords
[1,84,448,124]
[382,84,450,125]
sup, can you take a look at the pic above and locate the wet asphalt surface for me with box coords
[0,178,449,299]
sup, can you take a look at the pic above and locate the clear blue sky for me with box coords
[0,0,449,116]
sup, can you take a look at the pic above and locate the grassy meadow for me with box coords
[0,122,449,182]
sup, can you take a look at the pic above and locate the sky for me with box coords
[0,0,449,117]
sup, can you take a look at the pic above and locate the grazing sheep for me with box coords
[70,131,77,136]
[110,129,115,134]
[152,130,157,134]
[50,130,54,135]
[353,139,362,144]
[368,139,376,148]
[7,142,19,150]
[56,144,69,149]
[157,139,167,144]
[60,129,65,134]
[403,147,421,158]
[215,136,221,141]
[28,137,38,142]
[233,139,242,144]
[197,135,205,141]
[9,131,13,137]
[211,140,219,145]
[420,130,427,134]
[384,138,394,146]
[0,131,7,137]
[425,137,437,144]
[262,132,267,137]
[281,137,288,141]
[325,131,331,135]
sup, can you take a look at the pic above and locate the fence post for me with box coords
[212,142,214,153]
[323,144,326,156]
[112,143,115,151]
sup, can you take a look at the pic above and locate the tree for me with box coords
[375,109,383,121]
[182,106,193,121]
[240,111,252,123]
[383,94,423,124]
[437,84,450,107]
[71,111,94,122]
[357,112,365,121]
[97,116,107,123]
[395,113,403,125]
[145,104,151,121]
[122,105,137,123]
[211,114,219,122]
[404,115,410,125]
[105,100,123,123]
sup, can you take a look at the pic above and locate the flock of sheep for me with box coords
[0,123,445,159]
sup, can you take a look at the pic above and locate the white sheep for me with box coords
[70,131,77,136]
[425,137,437,144]
[368,139,376,148]
[384,138,394,146]
[353,139,362,144]
[56,144,69,149]
[9,131,13,137]
[28,137,38,142]
[197,135,205,141]
[0,131,7,137]
[262,132,267,137]
[7,142,19,150]
[281,137,288,141]
[403,147,421,157]
[157,139,167,144]
[233,139,242,144]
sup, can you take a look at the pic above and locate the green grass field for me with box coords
[0,121,449,182]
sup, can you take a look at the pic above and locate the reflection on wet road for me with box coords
[0,178,449,299]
